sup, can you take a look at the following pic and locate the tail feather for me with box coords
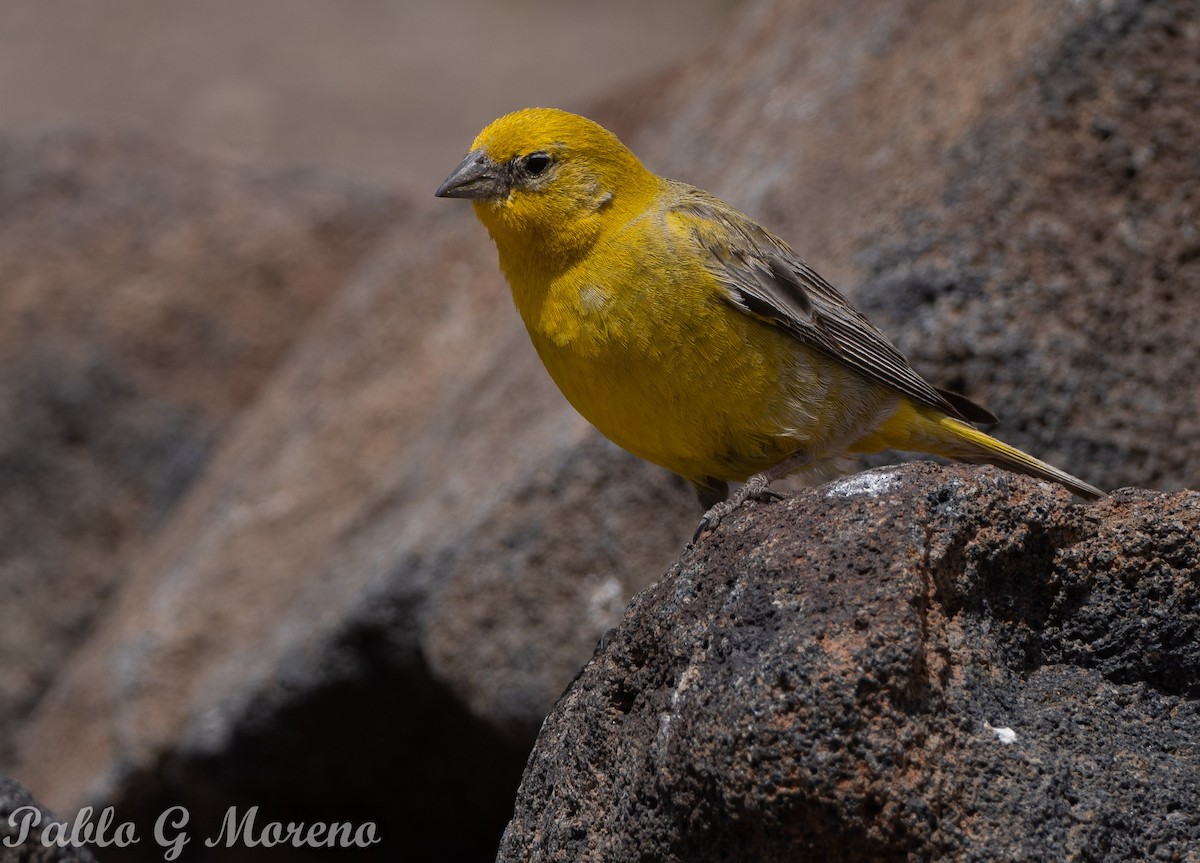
[857,400,1105,500]
[927,415,1104,500]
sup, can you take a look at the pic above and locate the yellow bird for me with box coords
[436,108,1103,535]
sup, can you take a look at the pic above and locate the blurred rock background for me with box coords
[0,0,729,195]
[0,2,728,860]
[2,0,1197,861]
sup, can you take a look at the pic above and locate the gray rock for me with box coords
[498,463,1200,862]
[634,0,1200,496]
[0,128,406,766]
[0,777,97,862]
[6,0,1199,860]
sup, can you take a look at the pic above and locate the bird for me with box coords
[436,107,1103,537]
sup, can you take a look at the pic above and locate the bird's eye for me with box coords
[523,153,552,176]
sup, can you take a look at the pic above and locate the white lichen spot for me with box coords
[671,662,703,710]
[825,468,900,499]
[984,722,1018,745]
[656,712,674,746]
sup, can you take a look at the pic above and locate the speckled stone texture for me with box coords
[0,777,96,863]
[6,0,1199,859]
[498,463,1200,862]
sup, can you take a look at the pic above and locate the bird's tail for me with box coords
[855,400,1105,500]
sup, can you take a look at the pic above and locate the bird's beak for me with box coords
[435,150,508,199]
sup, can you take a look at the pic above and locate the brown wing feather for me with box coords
[671,184,992,425]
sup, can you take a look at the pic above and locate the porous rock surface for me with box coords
[5,0,1199,860]
[498,463,1200,862]
[634,0,1200,495]
[0,777,97,863]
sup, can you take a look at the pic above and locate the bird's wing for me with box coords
[670,186,996,425]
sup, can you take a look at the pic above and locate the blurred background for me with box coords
[0,0,733,194]
[0,2,735,860]
[4,0,1196,860]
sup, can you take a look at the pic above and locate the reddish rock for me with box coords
[497,464,1200,862]
[10,192,695,858]
[0,776,97,862]
[633,0,1199,495]
[5,0,1199,859]
[0,129,405,764]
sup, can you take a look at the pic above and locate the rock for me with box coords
[851,0,1200,497]
[11,195,696,858]
[0,128,407,764]
[633,0,1200,496]
[498,463,1200,862]
[7,0,1200,859]
[0,777,96,862]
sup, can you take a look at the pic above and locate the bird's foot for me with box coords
[692,473,783,542]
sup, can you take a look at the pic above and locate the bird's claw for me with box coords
[692,508,725,542]
[692,487,784,542]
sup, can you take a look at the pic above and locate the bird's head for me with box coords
[436,108,658,269]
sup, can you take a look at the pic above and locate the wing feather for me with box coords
[670,185,995,425]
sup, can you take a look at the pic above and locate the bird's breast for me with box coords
[520,276,805,481]
[502,220,890,483]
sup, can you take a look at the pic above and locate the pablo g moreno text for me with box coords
[4,804,381,859]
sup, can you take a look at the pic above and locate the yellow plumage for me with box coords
[436,108,1102,530]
